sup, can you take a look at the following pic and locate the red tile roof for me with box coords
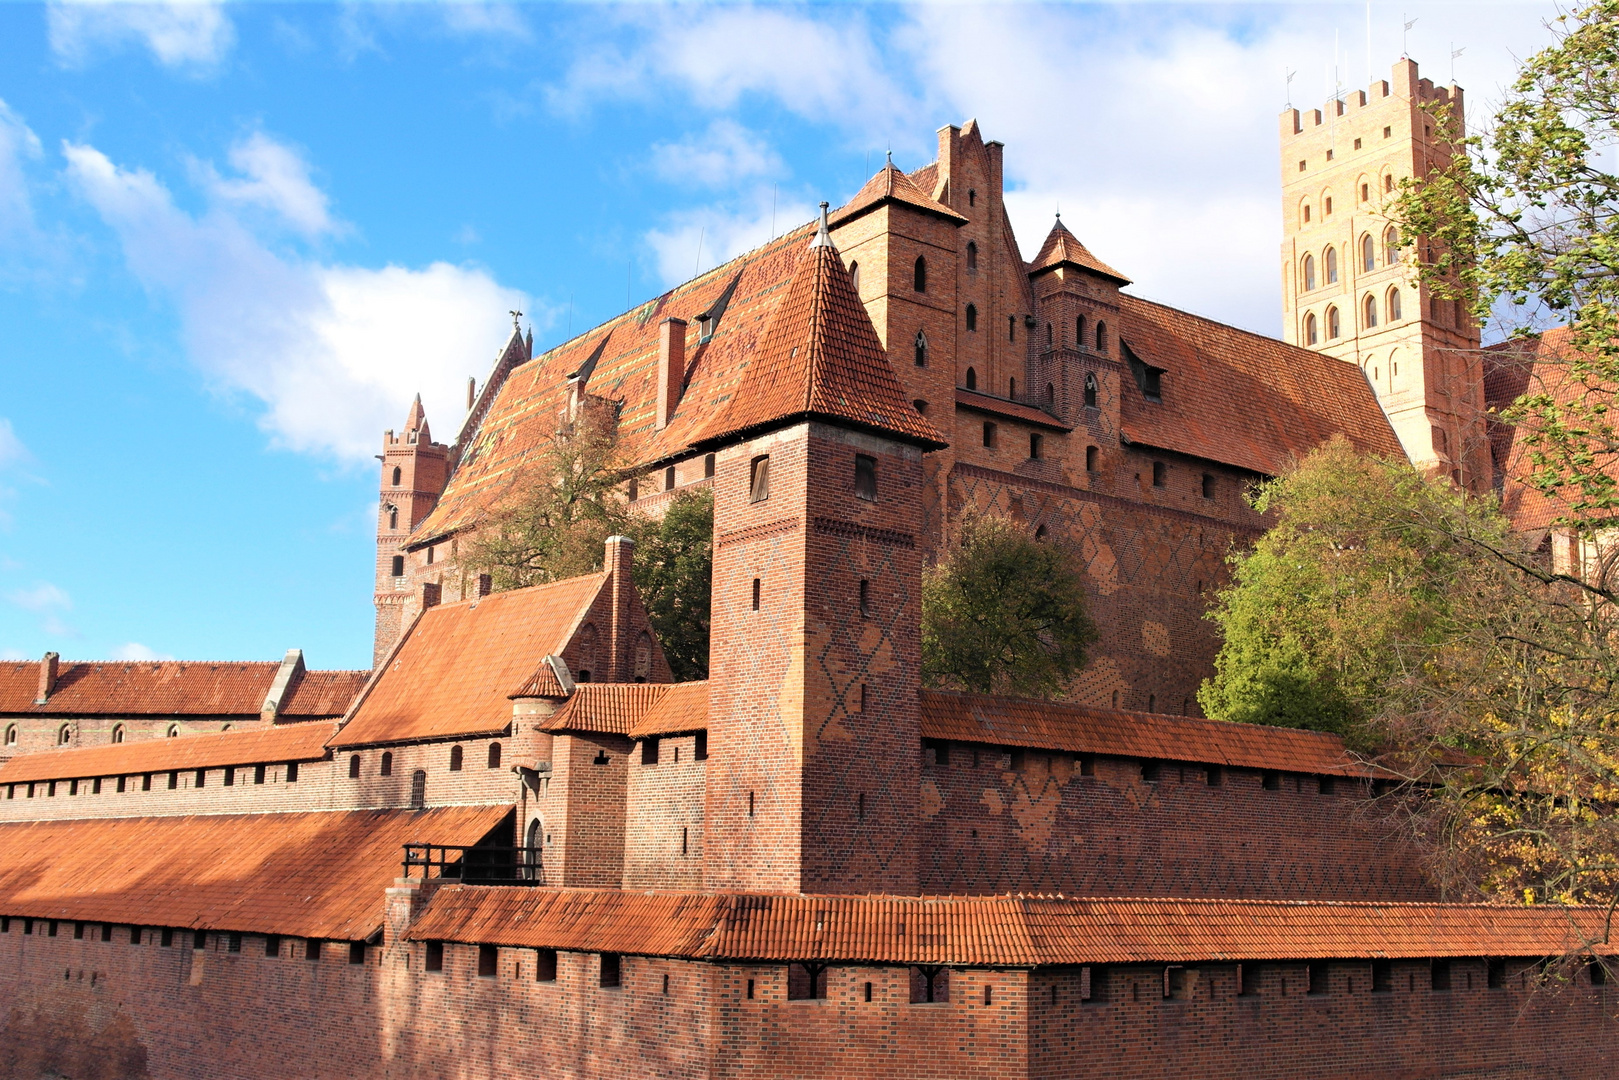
[1028,218,1130,284]
[1483,328,1617,532]
[697,226,946,450]
[954,388,1072,431]
[0,662,365,718]
[412,888,1613,965]
[0,806,507,941]
[919,690,1368,776]
[0,722,337,784]
[539,683,671,736]
[629,681,709,738]
[829,162,967,229]
[331,576,607,747]
[1115,295,1406,476]
[510,663,568,700]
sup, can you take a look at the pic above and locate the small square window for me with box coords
[749,456,770,503]
[854,455,877,501]
[1325,149,1334,161]
[1029,433,1043,460]
[1151,461,1166,487]
[536,948,558,981]
[600,952,622,988]
[1353,137,1362,150]
[477,944,496,977]
[425,941,445,972]
[1297,160,1306,172]
[1383,126,1392,138]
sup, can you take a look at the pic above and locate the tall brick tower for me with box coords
[1280,58,1491,491]
[373,396,449,666]
[701,205,946,895]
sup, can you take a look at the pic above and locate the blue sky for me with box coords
[0,1,1562,669]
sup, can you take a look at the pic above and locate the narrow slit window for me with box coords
[1085,445,1098,472]
[751,578,761,611]
[1029,433,1043,460]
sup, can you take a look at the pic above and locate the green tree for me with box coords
[461,409,631,590]
[1198,437,1502,745]
[627,488,713,682]
[921,514,1098,699]
[1393,0,1619,531]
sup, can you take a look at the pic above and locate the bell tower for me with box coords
[373,396,450,666]
[1280,58,1491,491]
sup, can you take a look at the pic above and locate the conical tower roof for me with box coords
[1029,216,1130,285]
[702,207,946,450]
[403,393,428,435]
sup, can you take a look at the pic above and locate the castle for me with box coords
[0,60,1614,1079]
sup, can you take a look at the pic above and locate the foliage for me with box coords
[921,515,1098,699]
[1198,437,1499,744]
[627,488,713,682]
[1203,439,1619,910]
[1392,0,1619,530]
[460,409,631,590]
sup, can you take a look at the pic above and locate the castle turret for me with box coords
[1280,58,1491,491]
[700,205,945,895]
[373,396,450,666]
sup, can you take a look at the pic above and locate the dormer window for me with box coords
[1123,340,1163,402]
[697,314,714,342]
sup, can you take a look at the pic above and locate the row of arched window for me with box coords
[1302,287,1405,344]
[3,722,145,747]
[1301,227,1400,293]
[1299,173,1398,227]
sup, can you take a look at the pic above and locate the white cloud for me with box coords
[197,133,340,238]
[439,2,532,41]
[110,641,175,661]
[645,188,816,288]
[0,100,43,237]
[64,141,530,464]
[652,120,784,188]
[0,420,27,472]
[9,582,70,613]
[48,0,235,71]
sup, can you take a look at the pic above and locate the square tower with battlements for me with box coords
[1280,58,1492,491]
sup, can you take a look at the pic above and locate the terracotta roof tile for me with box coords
[0,806,507,941]
[920,690,1368,776]
[828,162,967,229]
[1028,218,1130,284]
[412,888,1613,966]
[629,681,708,738]
[954,388,1072,431]
[0,662,361,718]
[0,722,337,784]
[698,226,946,450]
[510,663,568,700]
[540,683,670,736]
[1115,295,1405,476]
[331,576,607,747]
[1483,328,1617,532]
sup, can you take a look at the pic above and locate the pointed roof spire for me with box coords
[808,201,833,249]
[830,157,967,229]
[699,216,945,450]
[404,393,426,432]
[1028,216,1131,285]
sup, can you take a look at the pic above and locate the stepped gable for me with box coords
[1115,294,1405,476]
[1484,327,1617,532]
[0,805,506,941]
[828,159,967,228]
[0,660,363,718]
[332,574,608,747]
[412,886,1613,966]
[1028,217,1130,284]
[699,211,946,449]
[0,722,337,785]
[919,690,1372,777]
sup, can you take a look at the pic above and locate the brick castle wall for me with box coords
[623,733,705,890]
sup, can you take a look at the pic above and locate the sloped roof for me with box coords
[0,805,507,941]
[1028,218,1130,284]
[331,576,607,747]
[412,887,1613,965]
[1115,295,1405,476]
[954,388,1071,431]
[0,662,366,718]
[919,690,1368,776]
[510,663,568,700]
[0,722,337,784]
[698,224,945,449]
[1483,327,1617,532]
[630,681,709,738]
[829,162,967,228]
[539,683,671,736]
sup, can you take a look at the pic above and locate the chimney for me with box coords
[656,318,688,429]
[422,582,442,610]
[603,535,635,680]
[35,652,59,705]
[477,573,493,597]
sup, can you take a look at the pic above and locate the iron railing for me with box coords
[401,844,545,886]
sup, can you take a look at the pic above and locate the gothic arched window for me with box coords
[1095,321,1108,352]
[1327,306,1341,339]
[1387,287,1402,321]
[1384,226,1401,264]
[965,367,977,391]
[965,303,977,332]
[1305,312,1318,345]
[1364,294,1378,328]
[1302,254,1316,292]
[1083,373,1098,407]
[111,724,125,744]
[391,466,401,486]
[913,256,927,293]
[1361,234,1375,272]
[965,241,978,272]
[1325,246,1338,284]
[449,745,463,772]
[388,506,398,530]
[914,331,927,368]
[1076,314,1086,344]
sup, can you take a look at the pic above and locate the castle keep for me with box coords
[1,60,1615,1079]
